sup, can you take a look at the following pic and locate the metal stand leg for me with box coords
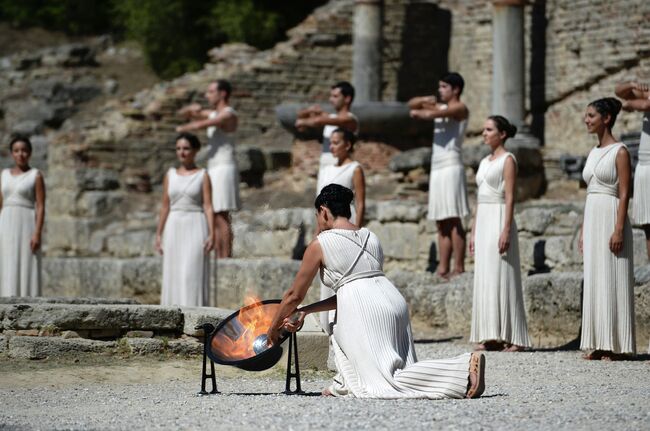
[284,332,303,394]
[197,323,219,395]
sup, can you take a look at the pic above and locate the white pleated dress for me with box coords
[316,113,359,187]
[0,168,41,296]
[160,168,210,306]
[632,110,650,225]
[318,228,471,399]
[470,153,531,347]
[316,160,361,333]
[581,143,636,354]
[205,107,240,212]
[427,107,470,221]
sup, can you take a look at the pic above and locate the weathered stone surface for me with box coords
[237,146,266,187]
[0,335,6,354]
[388,269,448,327]
[167,338,203,356]
[7,336,114,360]
[635,283,650,344]
[125,330,154,338]
[635,264,650,286]
[388,147,431,173]
[366,221,420,260]
[181,307,232,337]
[524,272,582,344]
[61,330,81,339]
[214,258,319,309]
[232,228,301,258]
[0,304,183,332]
[375,200,426,223]
[633,229,650,267]
[126,338,164,355]
[442,273,474,335]
[517,208,555,235]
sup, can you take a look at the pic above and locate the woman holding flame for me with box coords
[267,184,485,399]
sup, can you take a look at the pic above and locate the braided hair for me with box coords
[314,184,353,219]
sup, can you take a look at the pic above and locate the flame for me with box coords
[211,295,278,361]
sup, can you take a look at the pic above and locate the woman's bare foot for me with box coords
[321,388,333,397]
[582,350,607,360]
[479,340,505,351]
[436,271,450,281]
[475,343,487,351]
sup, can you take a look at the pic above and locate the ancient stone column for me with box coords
[491,0,526,126]
[353,0,383,103]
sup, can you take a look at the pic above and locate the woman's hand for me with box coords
[155,234,163,255]
[283,311,306,333]
[30,234,41,253]
[203,236,214,255]
[609,229,624,255]
[498,228,510,254]
[266,325,283,346]
[578,228,584,255]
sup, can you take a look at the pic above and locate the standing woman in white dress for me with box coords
[580,98,635,360]
[315,128,366,333]
[177,79,239,258]
[266,184,486,399]
[615,81,650,260]
[469,116,531,352]
[156,133,214,306]
[409,73,470,278]
[0,136,45,296]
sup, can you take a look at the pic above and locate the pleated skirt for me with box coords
[581,194,636,354]
[632,163,650,225]
[427,163,470,221]
[208,163,240,213]
[330,277,470,399]
[470,203,531,347]
[0,206,41,296]
[161,211,210,306]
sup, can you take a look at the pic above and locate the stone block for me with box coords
[0,304,183,332]
[105,230,156,257]
[7,336,114,360]
[167,338,203,356]
[77,191,123,217]
[366,221,420,260]
[635,264,650,286]
[181,307,232,337]
[388,147,432,173]
[232,228,300,258]
[0,297,138,305]
[388,269,448,327]
[0,335,6,354]
[76,168,120,191]
[633,228,650,266]
[375,200,426,222]
[213,258,319,309]
[524,272,583,345]
[516,208,555,235]
[442,273,474,336]
[120,257,162,304]
[126,338,164,355]
[43,258,124,298]
[125,330,154,338]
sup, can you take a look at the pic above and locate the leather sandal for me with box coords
[466,352,486,399]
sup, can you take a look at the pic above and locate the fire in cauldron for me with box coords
[197,296,303,394]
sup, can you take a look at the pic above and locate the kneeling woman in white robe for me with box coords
[267,184,486,399]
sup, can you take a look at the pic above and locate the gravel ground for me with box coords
[1,342,649,430]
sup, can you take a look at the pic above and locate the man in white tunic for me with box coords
[615,81,650,261]
[295,81,359,189]
[177,79,239,258]
[409,73,470,278]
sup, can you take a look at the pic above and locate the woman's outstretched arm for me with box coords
[267,239,323,343]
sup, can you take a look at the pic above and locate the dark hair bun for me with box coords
[487,115,517,141]
[314,184,353,219]
[588,97,623,129]
[175,132,201,150]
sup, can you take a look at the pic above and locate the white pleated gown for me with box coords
[318,228,471,399]
[470,154,531,347]
[632,110,650,226]
[160,168,210,306]
[204,107,240,212]
[581,143,636,354]
[316,160,361,333]
[427,107,470,221]
[0,168,41,296]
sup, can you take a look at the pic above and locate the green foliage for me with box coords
[0,0,327,78]
[0,0,114,35]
